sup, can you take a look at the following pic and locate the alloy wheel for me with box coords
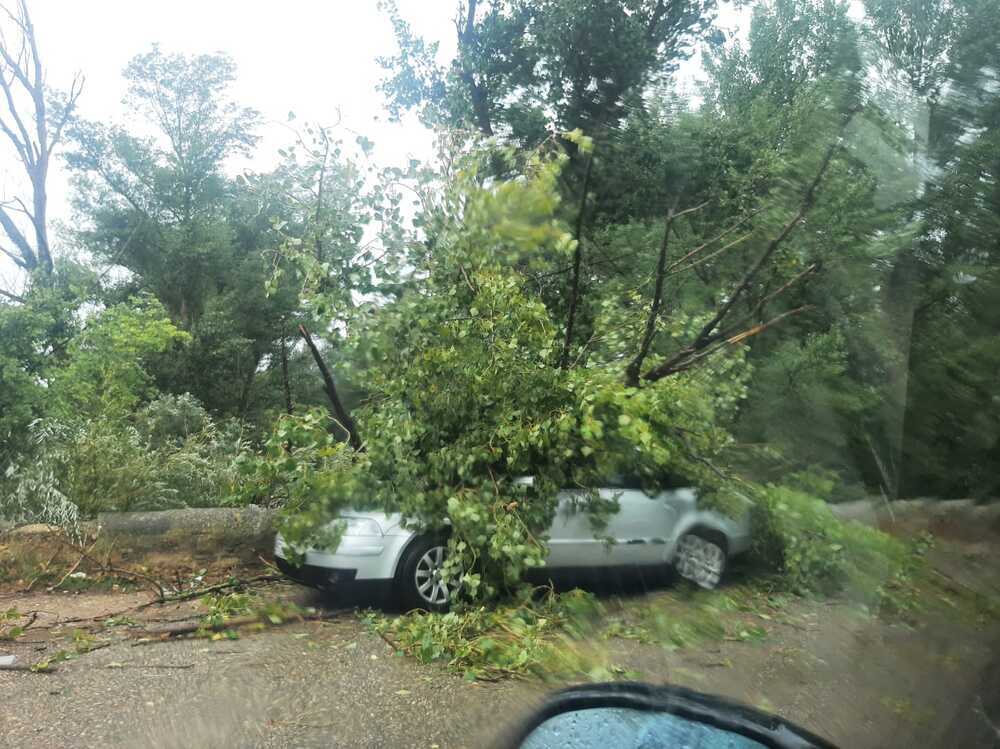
[675,534,726,589]
[414,545,450,606]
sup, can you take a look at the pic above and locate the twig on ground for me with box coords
[48,531,167,600]
[377,629,400,651]
[0,664,59,674]
[257,554,281,573]
[49,534,101,591]
[22,550,60,592]
[130,608,341,644]
[134,574,284,609]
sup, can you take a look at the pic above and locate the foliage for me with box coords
[749,484,913,596]
[367,588,621,681]
[50,295,190,420]
[201,591,258,628]
[65,47,324,421]
[197,590,315,640]
[0,266,93,467]
[273,147,754,600]
[236,408,355,520]
[1,608,27,641]
[379,0,715,141]
[601,585,784,649]
[1,394,251,523]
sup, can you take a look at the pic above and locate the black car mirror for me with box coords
[503,682,836,749]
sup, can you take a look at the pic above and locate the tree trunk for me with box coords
[559,151,595,369]
[280,335,293,416]
[238,352,261,418]
[625,201,677,387]
[298,324,362,451]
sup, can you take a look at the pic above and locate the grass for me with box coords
[600,584,768,650]
[365,581,789,683]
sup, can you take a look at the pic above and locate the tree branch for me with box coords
[298,324,363,451]
[457,0,494,136]
[0,203,34,264]
[642,127,848,384]
[667,232,752,277]
[693,141,837,345]
[625,198,679,387]
[665,209,762,274]
[0,241,28,268]
[46,71,83,157]
[655,305,813,377]
[559,150,595,369]
[0,64,33,165]
[280,335,293,417]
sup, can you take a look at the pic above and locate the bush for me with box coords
[135,393,212,447]
[750,483,911,597]
[1,394,253,526]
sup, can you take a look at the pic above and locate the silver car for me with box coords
[274,481,752,611]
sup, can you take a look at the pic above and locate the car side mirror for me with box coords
[503,682,836,749]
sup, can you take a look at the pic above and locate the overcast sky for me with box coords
[0,1,741,289]
[0,0,455,286]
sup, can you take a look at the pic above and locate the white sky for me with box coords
[0,0,745,290]
[0,0,459,287]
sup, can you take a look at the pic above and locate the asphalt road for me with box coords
[1,613,542,748]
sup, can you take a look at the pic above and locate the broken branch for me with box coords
[625,199,679,387]
[299,324,363,451]
[642,127,848,384]
[560,150,595,369]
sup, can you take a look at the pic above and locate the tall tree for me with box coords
[67,47,257,325]
[65,49,287,418]
[862,0,996,495]
[0,0,82,280]
[379,0,715,145]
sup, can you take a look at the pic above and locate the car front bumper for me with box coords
[273,531,413,585]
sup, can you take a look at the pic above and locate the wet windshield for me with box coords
[0,1,997,747]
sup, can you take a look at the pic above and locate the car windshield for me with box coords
[1,2,998,748]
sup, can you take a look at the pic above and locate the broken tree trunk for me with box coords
[298,324,363,451]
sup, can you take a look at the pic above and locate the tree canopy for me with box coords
[1,0,998,600]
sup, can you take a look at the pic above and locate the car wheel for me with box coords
[396,536,452,612]
[673,531,727,589]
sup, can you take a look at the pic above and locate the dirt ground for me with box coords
[2,506,999,748]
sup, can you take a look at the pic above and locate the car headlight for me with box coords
[340,516,383,537]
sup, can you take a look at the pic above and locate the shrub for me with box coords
[1,394,253,526]
[135,393,212,447]
[750,483,911,597]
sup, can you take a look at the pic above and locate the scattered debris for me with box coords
[130,608,339,643]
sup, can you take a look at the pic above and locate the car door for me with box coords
[545,486,678,568]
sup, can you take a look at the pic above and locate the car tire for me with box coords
[673,530,727,590]
[396,536,452,613]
